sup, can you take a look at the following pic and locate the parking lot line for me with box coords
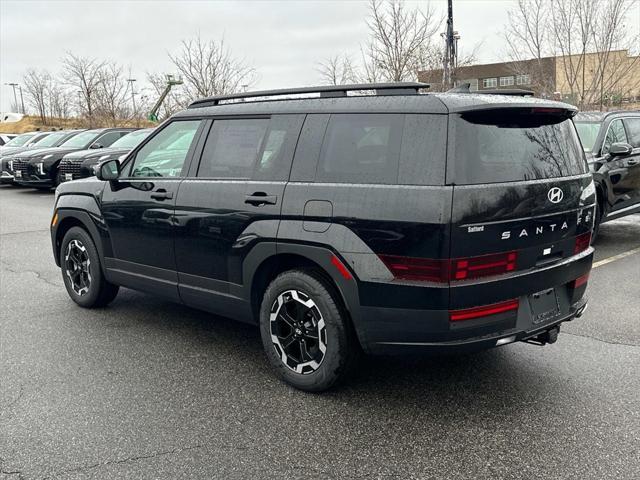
[592,245,640,269]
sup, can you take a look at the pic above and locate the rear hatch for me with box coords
[447,107,595,307]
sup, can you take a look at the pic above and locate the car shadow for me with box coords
[93,288,559,415]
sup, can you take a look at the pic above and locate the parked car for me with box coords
[574,110,640,237]
[0,131,52,157]
[0,133,17,146]
[58,128,154,183]
[51,83,594,391]
[1,130,84,185]
[13,128,136,189]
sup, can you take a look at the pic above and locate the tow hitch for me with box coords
[524,326,560,346]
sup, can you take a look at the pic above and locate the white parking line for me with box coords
[592,246,640,269]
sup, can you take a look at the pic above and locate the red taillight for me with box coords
[379,251,519,283]
[378,255,449,282]
[574,232,591,255]
[451,251,518,280]
[449,299,519,322]
[572,272,590,288]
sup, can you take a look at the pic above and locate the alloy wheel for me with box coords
[64,239,91,296]
[269,289,327,374]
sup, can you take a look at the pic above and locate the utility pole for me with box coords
[5,83,19,112]
[18,85,26,114]
[441,0,459,90]
[127,78,137,126]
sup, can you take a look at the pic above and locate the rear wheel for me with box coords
[60,227,119,308]
[259,269,356,392]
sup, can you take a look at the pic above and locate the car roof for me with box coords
[179,83,576,117]
[575,110,640,122]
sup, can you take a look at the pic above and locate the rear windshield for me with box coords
[450,109,587,184]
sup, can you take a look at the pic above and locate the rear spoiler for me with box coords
[447,83,535,96]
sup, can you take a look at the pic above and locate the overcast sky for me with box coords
[1,0,639,112]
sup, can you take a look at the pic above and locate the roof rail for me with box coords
[446,83,534,96]
[188,82,430,108]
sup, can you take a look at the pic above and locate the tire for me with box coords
[259,269,357,392]
[60,226,119,308]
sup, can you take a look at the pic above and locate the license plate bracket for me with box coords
[65,173,73,181]
[15,170,22,178]
[529,288,560,325]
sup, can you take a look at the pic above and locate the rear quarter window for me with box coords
[449,109,587,184]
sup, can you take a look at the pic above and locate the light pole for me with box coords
[126,78,137,126]
[5,83,19,112]
[18,85,26,114]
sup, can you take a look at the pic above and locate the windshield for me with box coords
[59,130,100,148]
[109,129,153,149]
[451,109,587,184]
[574,121,601,153]
[4,133,36,147]
[31,131,69,148]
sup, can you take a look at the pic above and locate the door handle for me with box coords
[150,189,173,200]
[627,159,638,166]
[245,192,277,206]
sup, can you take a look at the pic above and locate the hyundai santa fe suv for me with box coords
[51,83,595,391]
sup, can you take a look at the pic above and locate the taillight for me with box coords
[451,251,517,280]
[378,255,449,282]
[379,251,518,283]
[449,299,519,322]
[572,272,589,289]
[574,232,591,254]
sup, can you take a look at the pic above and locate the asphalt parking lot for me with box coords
[1,185,639,480]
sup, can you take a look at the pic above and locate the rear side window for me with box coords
[316,114,403,184]
[198,119,268,178]
[450,109,587,184]
[623,118,640,148]
[197,115,303,180]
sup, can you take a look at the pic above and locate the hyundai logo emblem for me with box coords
[548,187,564,204]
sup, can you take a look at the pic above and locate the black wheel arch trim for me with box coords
[52,195,112,268]
[241,241,368,350]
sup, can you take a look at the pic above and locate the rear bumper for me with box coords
[355,248,593,354]
[365,297,587,355]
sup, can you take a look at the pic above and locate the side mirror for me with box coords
[96,159,120,181]
[608,142,633,157]
[90,143,103,149]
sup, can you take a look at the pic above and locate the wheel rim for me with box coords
[270,289,327,374]
[64,239,91,296]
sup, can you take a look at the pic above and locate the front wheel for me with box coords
[60,227,119,308]
[259,269,357,392]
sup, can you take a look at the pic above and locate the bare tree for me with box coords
[22,69,51,123]
[365,0,442,81]
[95,62,129,126]
[47,80,72,119]
[505,0,640,109]
[62,52,106,126]
[169,34,256,102]
[317,54,359,85]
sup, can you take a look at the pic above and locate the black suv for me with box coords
[574,111,640,236]
[58,128,154,183]
[14,128,136,189]
[1,130,84,185]
[51,83,594,391]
